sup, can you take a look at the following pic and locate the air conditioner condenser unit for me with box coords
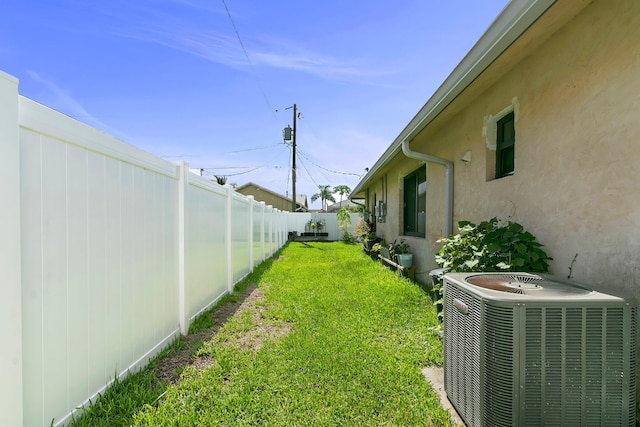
[443,272,636,427]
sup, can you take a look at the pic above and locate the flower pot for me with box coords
[396,253,413,268]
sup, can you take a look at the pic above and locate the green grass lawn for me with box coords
[71,241,453,426]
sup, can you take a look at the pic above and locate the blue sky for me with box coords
[2,0,509,209]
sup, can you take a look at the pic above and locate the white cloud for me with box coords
[117,17,392,83]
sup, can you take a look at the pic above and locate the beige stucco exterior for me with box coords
[356,0,640,298]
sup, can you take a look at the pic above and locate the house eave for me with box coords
[351,0,557,200]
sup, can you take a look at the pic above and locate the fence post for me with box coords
[0,71,23,426]
[265,206,270,257]
[247,196,254,271]
[268,206,274,256]
[225,186,233,293]
[260,201,266,262]
[175,161,189,336]
[269,206,277,256]
[272,209,277,252]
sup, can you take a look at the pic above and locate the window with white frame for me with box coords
[495,111,515,178]
[484,98,518,181]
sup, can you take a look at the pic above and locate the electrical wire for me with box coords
[201,165,266,177]
[296,155,320,188]
[223,143,284,154]
[201,165,256,170]
[160,154,203,159]
[220,0,278,121]
[198,144,289,178]
[296,149,362,177]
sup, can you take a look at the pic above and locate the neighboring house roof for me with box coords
[325,200,359,213]
[352,0,588,198]
[235,182,308,212]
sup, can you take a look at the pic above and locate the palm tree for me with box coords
[333,184,351,208]
[311,185,336,212]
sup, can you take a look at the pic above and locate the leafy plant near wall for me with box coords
[431,218,552,322]
[336,207,352,228]
[390,239,411,256]
[337,207,358,243]
[435,218,552,273]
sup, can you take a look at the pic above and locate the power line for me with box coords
[200,166,256,170]
[161,142,285,160]
[296,156,320,189]
[200,165,267,177]
[220,0,277,121]
[198,144,290,178]
[223,143,283,154]
[160,154,203,159]
[297,149,362,177]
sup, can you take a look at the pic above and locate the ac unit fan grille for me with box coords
[466,273,592,297]
[522,306,634,425]
[483,304,515,426]
[444,281,482,426]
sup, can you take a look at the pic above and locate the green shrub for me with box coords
[435,217,552,273]
[340,229,357,244]
[431,218,552,323]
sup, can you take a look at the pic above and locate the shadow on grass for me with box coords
[296,241,326,250]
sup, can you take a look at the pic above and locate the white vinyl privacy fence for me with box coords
[0,71,350,426]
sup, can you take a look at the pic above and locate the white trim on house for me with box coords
[483,98,519,152]
[352,0,560,198]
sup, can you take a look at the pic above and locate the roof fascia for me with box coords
[351,0,555,198]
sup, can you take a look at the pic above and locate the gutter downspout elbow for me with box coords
[401,140,454,236]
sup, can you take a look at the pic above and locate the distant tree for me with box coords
[333,185,352,208]
[214,175,227,185]
[311,185,336,212]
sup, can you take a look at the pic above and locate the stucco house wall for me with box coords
[359,0,640,298]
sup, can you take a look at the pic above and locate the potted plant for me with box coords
[392,238,413,268]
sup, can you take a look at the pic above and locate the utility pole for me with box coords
[284,104,297,212]
[292,103,297,213]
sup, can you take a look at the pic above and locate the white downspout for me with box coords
[401,140,454,236]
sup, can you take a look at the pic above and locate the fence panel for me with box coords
[286,212,359,241]
[185,175,228,321]
[3,71,291,427]
[18,97,181,426]
[231,194,251,282]
[252,201,265,266]
[265,205,274,257]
